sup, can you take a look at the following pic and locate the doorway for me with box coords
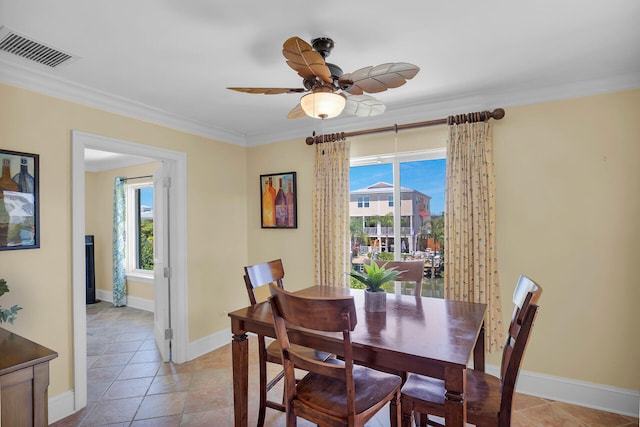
[71,131,188,411]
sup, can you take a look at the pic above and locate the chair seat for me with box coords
[266,340,331,363]
[296,359,402,418]
[401,369,501,423]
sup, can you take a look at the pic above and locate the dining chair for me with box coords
[243,259,331,427]
[364,259,425,295]
[400,275,543,427]
[268,283,402,427]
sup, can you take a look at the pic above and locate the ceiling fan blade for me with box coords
[343,94,386,117]
[227,87,306,95]
[340,62,420,95]
[282,37,332,84]
[287,103,306,119]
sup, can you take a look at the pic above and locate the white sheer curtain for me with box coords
[312,139,351,287]
[444,121,504,353]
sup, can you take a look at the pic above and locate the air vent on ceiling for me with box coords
[0,26,76,68]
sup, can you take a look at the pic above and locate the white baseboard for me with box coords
[48,390,75,424]
[485,364,640,417]
[187,326,232,361]
[95,289,154,312]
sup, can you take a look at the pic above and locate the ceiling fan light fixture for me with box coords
[300,91,346,119]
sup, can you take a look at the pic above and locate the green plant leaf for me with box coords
[0,280,21,324]
[348,261,405,292]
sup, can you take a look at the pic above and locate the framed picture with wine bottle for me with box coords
[0,149,39,250]
[260,171,297,229]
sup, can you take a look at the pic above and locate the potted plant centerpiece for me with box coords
[349,261,404,312]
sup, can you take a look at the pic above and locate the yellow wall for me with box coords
[492,90,639,389]
[1,81,638,401]
[0,83,248,396]
[86,162,159,300]
[246,89,640,391]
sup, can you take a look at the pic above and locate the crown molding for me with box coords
[243,72,640,146]
[0,57,248,146]
[2,56,638,148]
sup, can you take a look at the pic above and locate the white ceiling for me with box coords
[1,1,639,148]
[84,148,154,172]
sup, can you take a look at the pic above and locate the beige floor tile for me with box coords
[552,401,635,427]
[148,371,194,394]
[184,386,231,413]
[104,377,153,400]
[134,391,188,420]
[130,415,182,426]
[80,396,143,426]
[117,361,161,380]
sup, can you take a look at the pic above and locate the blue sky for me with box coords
[140,186,153,208]
[350,158,446,214]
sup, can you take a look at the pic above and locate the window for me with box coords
[126,182,154,277]
[357,196,370,208]
[388,195,394,207]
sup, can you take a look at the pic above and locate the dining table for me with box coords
[228,286,487,427]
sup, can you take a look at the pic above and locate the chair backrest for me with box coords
[496,275,542,423]
[498,291,541,425]
[364,259,425,296]
[243,259,285,305]
[511,275,542,327]
[268,284,358,417]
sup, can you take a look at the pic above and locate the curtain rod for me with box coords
[305,108,505,145]
[122,175,152,181]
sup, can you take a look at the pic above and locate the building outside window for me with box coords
[349,150,446,297]
[349,150,445,259]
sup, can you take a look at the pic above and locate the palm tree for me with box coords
[378,213,394,252]
[350,217,368,255]
[430,214,444,253]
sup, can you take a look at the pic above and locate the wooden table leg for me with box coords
[444,366,467,427]
[473,322,485,372]
[231,322,249,427]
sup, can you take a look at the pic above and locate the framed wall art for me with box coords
[0,149,39,250]
[260,172,297,229]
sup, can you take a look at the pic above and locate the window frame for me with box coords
[125,181,154,282]
[350,148,445,260]
[357,196,370,208]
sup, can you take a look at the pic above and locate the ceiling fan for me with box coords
[228,36,420,120]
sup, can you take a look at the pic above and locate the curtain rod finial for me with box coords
[492,108,505,120]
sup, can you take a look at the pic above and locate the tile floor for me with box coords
[51,301,638,426]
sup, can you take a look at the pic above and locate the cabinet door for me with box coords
[0,363,50,427]
[1,366,35,426]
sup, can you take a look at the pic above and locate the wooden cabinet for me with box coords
[0,328,57,427]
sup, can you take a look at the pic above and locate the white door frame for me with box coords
[71,130,189,410]
[153,164,172,361]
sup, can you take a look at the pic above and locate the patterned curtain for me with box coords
[312,140,351,287]
[113,176,127,307]
[444,121,504,353]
